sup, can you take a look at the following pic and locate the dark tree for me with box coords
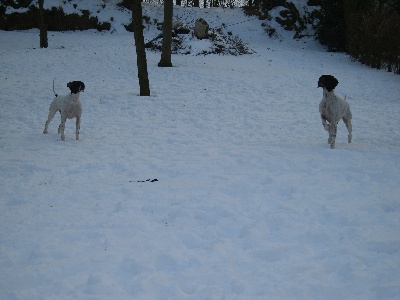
[38,0,48,48]
[316,0,346,51]
[158,0,173,67]
[132,0,150,96]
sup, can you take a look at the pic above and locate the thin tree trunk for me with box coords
[38,0,48,48]
[132,0,150,96]
[158,0,173,67]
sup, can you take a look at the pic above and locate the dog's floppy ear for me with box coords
[67,81,77,94]
[318,75,338,92]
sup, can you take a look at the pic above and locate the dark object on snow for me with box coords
[194,18,209,39]
[130,179,158,183]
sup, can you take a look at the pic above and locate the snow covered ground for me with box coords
[1,2,400,300]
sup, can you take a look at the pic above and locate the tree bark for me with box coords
[158,0,173,67]
[132,0,150,96]
[38,0,48,48]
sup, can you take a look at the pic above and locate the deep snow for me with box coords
[1,2,400,300]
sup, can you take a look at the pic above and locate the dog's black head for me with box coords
[67,81,85,94]
[318,75,338,92]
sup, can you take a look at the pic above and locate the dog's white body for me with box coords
[43,81,84,141]
[318,75,352,149]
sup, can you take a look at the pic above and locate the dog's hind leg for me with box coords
[343,117,352,143]
[43,108,58,134]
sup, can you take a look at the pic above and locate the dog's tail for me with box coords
[53,78,58,97]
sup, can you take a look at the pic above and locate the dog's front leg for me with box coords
[75,117,80,140]
[321,114,329,131]
[329,124,337,149]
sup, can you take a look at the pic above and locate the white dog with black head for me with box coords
[43,81,85,141]
[318,75,352,149]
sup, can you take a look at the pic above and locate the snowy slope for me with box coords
[1,2,400,300]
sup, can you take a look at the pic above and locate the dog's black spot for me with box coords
[318,75,338,92]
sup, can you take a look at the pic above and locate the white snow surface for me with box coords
[1,2,400,300]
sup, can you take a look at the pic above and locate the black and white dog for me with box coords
[318,75,352,149]
[43,81,85,141]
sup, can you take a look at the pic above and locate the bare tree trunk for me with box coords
[38,0,48,48]
[158,0,173,67]
[132,0,150,96]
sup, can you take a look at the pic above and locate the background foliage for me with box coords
[317,0,400,74]
[1,0,399,73]
[344,0,400,74]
